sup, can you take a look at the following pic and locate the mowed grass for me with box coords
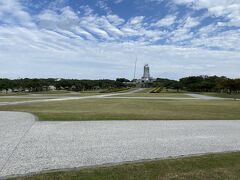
[0,98,240,120]
[0,91,101,97]
[28,92,101,97]
[0,98,52,102]
[11,152,240,180]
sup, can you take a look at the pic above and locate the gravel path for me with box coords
[0,111,240,178]
[104,97,197,100]
[186,93,224,100]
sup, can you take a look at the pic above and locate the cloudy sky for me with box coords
[0,0,240,80]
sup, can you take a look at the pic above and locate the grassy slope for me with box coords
[11,152,240,180]
[0,99,239,120]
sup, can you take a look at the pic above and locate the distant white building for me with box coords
[141,64,154,83]
[131,64,155,87]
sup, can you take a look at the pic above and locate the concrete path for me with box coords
[113,93,233,101]
[104,97,197,100]
[0,111,240,178]
[186,93,224,100]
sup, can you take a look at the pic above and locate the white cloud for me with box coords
[129,16,145,25]
[96,0,112,14]
[191,30,240,51]
[152,15,176,27]
[114,0,124,4]
[174,0,240,27]
[37,7,79,30]
[183,17,200,28]
[36,6,124,40]
[107,15,125,26]
[1,25,240,79]
[0,0,35,27]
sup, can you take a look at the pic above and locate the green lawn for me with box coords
[0,99,239,120]
[0,98,52,102]
[0,93,29,96]
[0,91,101,97]
[28,92,101,97]
[11,152,240,180]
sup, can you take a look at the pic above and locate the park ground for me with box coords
[0,88,239,120]
[1,88,240,179]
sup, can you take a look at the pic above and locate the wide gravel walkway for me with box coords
[186,93,224,100]
[0,111,240,178]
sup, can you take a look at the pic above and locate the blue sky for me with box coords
[0,0,240,80]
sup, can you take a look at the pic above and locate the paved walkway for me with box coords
[0,111,240,178]
[186,93,224,100]
[104,96,197,100]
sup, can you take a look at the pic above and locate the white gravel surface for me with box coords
[0,111,240,178]
[186,93,224,100]
[105,97,197,100]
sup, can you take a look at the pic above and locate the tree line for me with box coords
[0,78,126,92]
[0,76,240,93]
[153,76,240,93]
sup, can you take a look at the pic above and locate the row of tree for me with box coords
[154,76,240,93]
[0,76,240,93]
[0,78,126,92]
[179,76,240,93]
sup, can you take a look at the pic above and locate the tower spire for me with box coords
[134,56,138,80]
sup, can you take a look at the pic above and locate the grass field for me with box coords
[0,90,101,97]
[0,93,102,98]
[0,93,29,96]
[0,98,53,102]
[27,89,134,97]
[29,92,101,97]
[11,152,240,180]
[0,98,239,120]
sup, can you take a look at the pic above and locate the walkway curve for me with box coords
[186,93,224,100]
[0,111,240,178]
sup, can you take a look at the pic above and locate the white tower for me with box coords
[142,64,150,81]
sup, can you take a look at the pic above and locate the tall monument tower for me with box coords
[142,64,150,81]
